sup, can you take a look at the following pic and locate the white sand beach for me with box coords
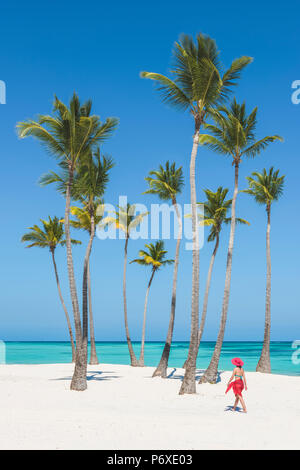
[0,363,299,450]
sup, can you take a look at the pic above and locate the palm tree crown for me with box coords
[21,216,80,251]
[199,99,283,162]
[243,167,285,208]
[73,149,113,202]
[144,161,184,202]
[70,202,104,235]
[200,187,249,241]
[141,33,252,124]
[17,93,118,170]
[100,203,148,238]
[131,241,174,271]
[40,148,113,205]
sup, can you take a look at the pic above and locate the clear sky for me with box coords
[1,0,299,342]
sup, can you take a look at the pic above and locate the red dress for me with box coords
[226,379,244,397]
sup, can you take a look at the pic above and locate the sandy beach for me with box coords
[0,363,299,450]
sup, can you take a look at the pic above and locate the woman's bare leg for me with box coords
[233,396,239,411]
[238,395,247,413]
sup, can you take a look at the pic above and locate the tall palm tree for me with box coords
[69,201,104,365]
[182,187,249,370]
[70,149,113,367]
[130,241,174,366]
[100,204,148,366]
[243,168,285,373]
[144,161,184,377]
[141,33,252,394]
[17,93,118,391]
[41,151,111,366]
[21,216,81,361]
[199,100,282,384]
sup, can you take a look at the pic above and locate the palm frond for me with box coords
[140,72,191,110]
[242,135,283,158]
[130,240,174,270]
[220,56,253,101]
[243,167,285,205]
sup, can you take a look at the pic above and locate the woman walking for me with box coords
[226,358,248,413]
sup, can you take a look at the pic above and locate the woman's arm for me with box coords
[227,371,234,386]
[243,370,247,390]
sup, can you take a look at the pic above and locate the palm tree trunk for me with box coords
[51,248,76,362]
[198,234,220,345]
[183,235,220,369]
[153,200,182,378]
[65,170,86,392]
[256,205,271,373]
[200,162,239,384]
[179,121,201,395]
[79,213,96,386]
[88,260,99,365]
[123,237,138,366]
[138,269,155,366]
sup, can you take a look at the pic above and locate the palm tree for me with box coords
[100,204,148,366]
[17,94,118,391]
[141,33,252,394]
[182,187,249,370]
[199,100,282,384]
[69,201,105,365]
[41,151,110,366]
[130,241,174,366]
[70,149,113,367]
[21,217,81,361]
[144,161,184,377]
[243,168,285,373]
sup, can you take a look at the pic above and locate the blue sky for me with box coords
[0,0,299,341]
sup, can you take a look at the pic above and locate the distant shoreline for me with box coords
[2,340,299,377]
[2,340,296,343]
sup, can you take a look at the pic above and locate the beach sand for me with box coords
[0,363,299,450]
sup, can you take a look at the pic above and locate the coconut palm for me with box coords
[21,216,81,361]
[17,94,118,391]
[199,100,282,384]
[144,161,184,377]
[100,204,148,366]
[130,241,174,366]
[69,201,104,365]
[243,168,285,373]
[70,150,113,367]
[41,149,112,366]
[182,187,249,371]
[197,188,249,353]
[141,33,252,394]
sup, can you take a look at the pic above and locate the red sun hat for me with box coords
[232,357,244,367]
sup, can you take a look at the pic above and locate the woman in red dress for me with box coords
[226,358,248,413]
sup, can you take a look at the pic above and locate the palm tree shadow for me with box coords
[87,371,121,381]
[167,368,177,379]
[166,369,225,384]
[196,370,224,384]
[51,370,120,382]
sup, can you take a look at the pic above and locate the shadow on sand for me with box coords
[225,405,244,413]
[51,370,121,382]
[165,368,225,384]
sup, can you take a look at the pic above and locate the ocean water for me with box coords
[2,341,299,376]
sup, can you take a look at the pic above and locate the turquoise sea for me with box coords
[2,341,299,376]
